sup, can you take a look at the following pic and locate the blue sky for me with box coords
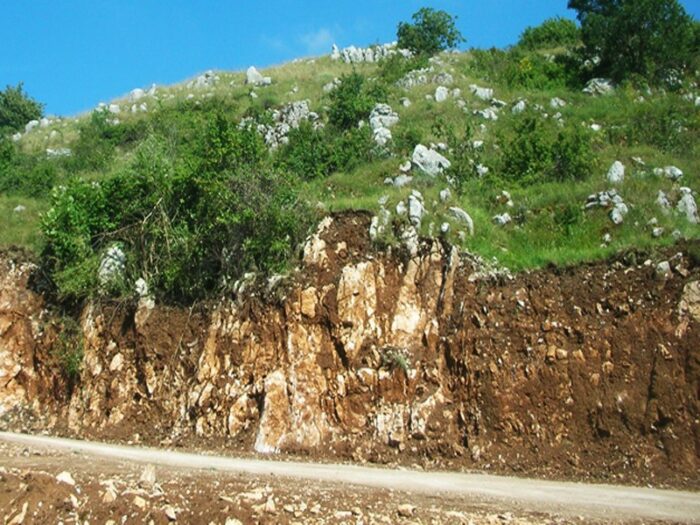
[2,1,699,116]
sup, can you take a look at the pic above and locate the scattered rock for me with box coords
[656,261,672,280]
[435,86,449,102]
[98,245,126,287]
[408,192,425,228]
[12,205,26,213]
[164,505,177,521]
[550,97,566,108]
[448,207,475,235]
[439,188,452,202]
[397,504,416,517]
[583,78,614,96]
[56,471,75,486]
[512,100,526,114]
[332,42,411,63]
[493,213,512,226]
[677,187,699,224]
[469,84,493,101]
[411,144,451,176]
[653,166,683,181]
[369,103,399,130]
[246,66,272,86]
[607,161,625,184]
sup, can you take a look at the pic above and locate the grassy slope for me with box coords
[4,50,699,271]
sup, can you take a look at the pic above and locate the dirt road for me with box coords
[1,431,698,523]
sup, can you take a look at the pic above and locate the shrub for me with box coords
[52,317,84,387]
[377,53,429,85]
[327,72,385,131]
[468,48,575,90]
[518,17,580,50]
[0,137,59,197]
[41,134,314,304]
[500,113,594,185]
[277,121,376,180]
[0,83,44,135]
[397,7,465,56]
[68,109,119,171]
[569,0,697,82]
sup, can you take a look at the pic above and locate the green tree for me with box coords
[518,17,580,49]
[397,7,465,56]
[568,0,697,82]
[0,83,44,135]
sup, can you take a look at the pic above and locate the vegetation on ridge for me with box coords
[0,2,699,305]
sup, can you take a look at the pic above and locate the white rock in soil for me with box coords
[607,161,625,184]
[11,132,21,141]
[653,165,683,181]
[408,194,425,228]
[656,261,672,280]
[677,187,699,224]
[435,86,449,102]
[652,227,665,238]
[590,123,602,132]
[448,207,474,235]
[129,88,145,102]
[373,127,392,146]
[583,78,614,96]
[399,160,412,173]
[56,471,76,486]
[433,72,454,85]
[512,100,526,114]
[439,188,452,202]
[610,202,629,225]
[396,201,407,216]
[493,213,512,226]
[246,66,272,86]
[475,107,499,120]
[440,222,450,234]
[550,97,566,108]
[135,278,149,298]
[392,174,412,187]
[24,120,39,133]
[108,103,120,114]
[39,117,51,128]
[400,97,411,107]
[469,84,493,101]
[411,144,451,177]
[369,104,399,130]
[98,245,126,286]
[476,164,489,177]
[657,190,672,214]
[13,205,26,213]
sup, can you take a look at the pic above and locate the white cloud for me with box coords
[300,28,334,55]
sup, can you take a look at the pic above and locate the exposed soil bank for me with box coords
[1,213,699,488]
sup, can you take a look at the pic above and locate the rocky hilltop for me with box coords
[2,213,698,488]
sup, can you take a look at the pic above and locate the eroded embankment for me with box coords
[1,213,699,488]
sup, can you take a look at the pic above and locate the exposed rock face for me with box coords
[1,218,700,487]
[583,78,614,96]
[331,42,411,63]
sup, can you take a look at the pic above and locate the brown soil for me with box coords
[1,212,698,490]
[0,440,675,525]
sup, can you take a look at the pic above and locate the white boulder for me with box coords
[411,145,451,177]
[583,78,614,96]
[246,66,272,86]
[677,187,699,224]
[607,161,625,184]
[435,86,449,103]
[448,207,474,235]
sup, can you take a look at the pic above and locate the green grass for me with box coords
[0,195,46,250]
[4,47,699,276]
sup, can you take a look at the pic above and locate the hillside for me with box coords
[1,34,699,304]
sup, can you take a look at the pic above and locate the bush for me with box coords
[277,121,376,180]
[68,109,119,171]
[377,53,429,85]
[0,137,59,197]
[499,113,595,185]
[518,17,580,50]
[468,48,576,90]
[0,83,43,135]
[41,133,314,304]
[569,0,697,82]
[397,7,465,56]
[327,72,385,131]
